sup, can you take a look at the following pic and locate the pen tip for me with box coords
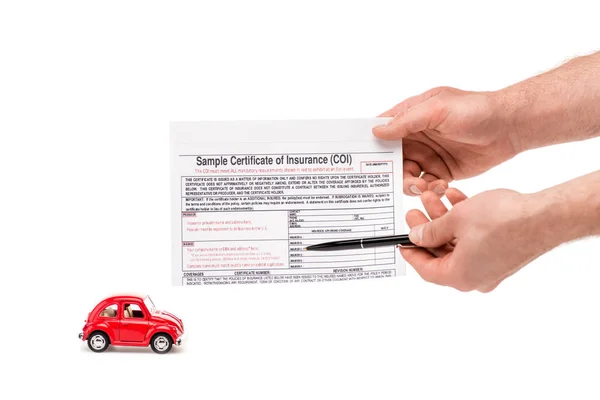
[302,247,307,251]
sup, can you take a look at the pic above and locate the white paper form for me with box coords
[170,119,405,286]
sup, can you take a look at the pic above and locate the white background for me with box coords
[1,1,599,399]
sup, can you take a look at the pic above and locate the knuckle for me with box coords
[429,86,450,96]
[436,86,461,95]
[427,98,450,128]
[425,225,437,244]
[404,116,423,133]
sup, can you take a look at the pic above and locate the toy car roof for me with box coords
[99,293,149,303]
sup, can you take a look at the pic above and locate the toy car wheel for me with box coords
[87,332,109,353]
[150,333,172,354]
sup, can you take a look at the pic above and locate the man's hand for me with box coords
[401,188,553,292]
[373,87,520,196]
[401,170,600,292]
[374,52,600,197]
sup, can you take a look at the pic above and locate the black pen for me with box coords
[303,234,416,251]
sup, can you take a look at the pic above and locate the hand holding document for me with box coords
[170,119,405,286]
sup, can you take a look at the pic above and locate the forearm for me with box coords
[496,51,600,152]
[527,170,600,251]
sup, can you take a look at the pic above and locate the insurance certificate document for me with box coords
[170,119,405,285]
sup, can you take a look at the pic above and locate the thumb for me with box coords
[409,214,455,248]
[372,97,444,140]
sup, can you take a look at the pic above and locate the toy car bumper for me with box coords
[175,333,186,346]
[78,332,83,340]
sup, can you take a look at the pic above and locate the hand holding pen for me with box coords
[399,186,598,293]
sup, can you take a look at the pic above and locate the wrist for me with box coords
[518,192,564,255]
[489,88,525,155]
[525,174,600,248]
[492,82,561,154]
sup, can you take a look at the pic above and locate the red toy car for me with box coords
[79,293,185,354]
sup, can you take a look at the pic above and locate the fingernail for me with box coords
[434,185,446,195]
[409,185,422,195]
[409,225,424,243]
